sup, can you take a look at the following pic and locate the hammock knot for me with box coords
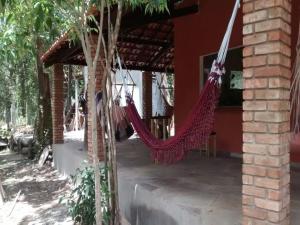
[208,60,225,86]
[125,93,134,104]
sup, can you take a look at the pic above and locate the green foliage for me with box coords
[0,0,66,133]
[61,166,111,225]
[166,73,174,104]
[53,0,169,36]
[0,127,10,139]
[0,0,170,128]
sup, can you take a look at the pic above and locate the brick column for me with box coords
[52,64,64,144]
[242,1,291,224]
[142,71,152,128]
[87,36,104,161]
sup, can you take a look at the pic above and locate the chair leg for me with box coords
[163,119,167,140]
[206,142,209,158]
[213,134,217,158]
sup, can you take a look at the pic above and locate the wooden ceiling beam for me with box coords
[61,46,83,62]
[118,36,172,47]
[60,59,87,66]
[121,64,174,73]
[48,56,174,73]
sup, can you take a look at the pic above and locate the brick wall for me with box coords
[52,64,64,144]
[142,71,152,128]
[242,0,291,224]
[87,35,104,161]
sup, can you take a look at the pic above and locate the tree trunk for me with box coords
[5,103,11,130]
[11,102,16,128]
[20,62,27,117]
[87,67,102,225]
[77,1,123,223]
[83,67,88,150]
[105,3,123,224]
[35,37,52,148]
[66,65,73,115]
[74,79,79,130]
[0,179,5,205]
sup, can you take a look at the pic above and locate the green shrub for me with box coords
[0,128,10,139]
[61,166,111,225]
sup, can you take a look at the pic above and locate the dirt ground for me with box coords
[0,149,73,225]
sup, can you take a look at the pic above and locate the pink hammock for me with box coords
[121,0,240,163]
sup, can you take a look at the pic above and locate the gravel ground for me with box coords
[0,149,73,225]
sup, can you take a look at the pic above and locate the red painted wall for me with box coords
[174,0,300,161]
[174,0,243,154]
[214,108,242,153]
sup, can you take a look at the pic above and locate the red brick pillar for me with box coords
[52,64,64,144]
[142,71,152,128]
[87,36,104,161]
[242,1,291,224]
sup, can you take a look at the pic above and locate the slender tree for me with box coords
[54,1,168,224]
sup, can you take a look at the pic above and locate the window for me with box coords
[202,47,243,107]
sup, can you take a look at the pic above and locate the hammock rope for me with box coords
[291,20,300,153]
[291,22,300,134]
[120,0,240,163]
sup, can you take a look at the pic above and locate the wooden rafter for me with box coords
[45,44,82,67]
[118,36,171,47]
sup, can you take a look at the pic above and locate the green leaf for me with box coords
[46,16,52,29]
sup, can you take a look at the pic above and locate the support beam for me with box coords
[52,64,64,144]
[143,71,153,129]
[242,1,291,224]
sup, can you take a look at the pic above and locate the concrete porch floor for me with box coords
[117,138,300,225]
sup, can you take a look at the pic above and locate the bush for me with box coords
[0,128,10,139]
[61,166,111,225]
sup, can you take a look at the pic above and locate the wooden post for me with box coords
[163,118,167,140]
[75,79,79,131]
[142,71,152,129]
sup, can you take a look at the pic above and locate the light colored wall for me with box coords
[115,70,166,117]
[115,70,143,115]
